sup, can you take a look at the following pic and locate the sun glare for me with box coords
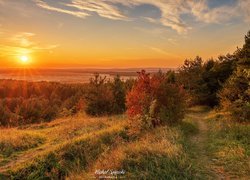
[20,55,29,64]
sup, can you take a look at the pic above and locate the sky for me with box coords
[0,0,249,68]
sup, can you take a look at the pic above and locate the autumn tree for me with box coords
[126,70,186,131]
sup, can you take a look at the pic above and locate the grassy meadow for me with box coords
[0,30,249,180]
[0,107,249,179]
[0,1,249,179]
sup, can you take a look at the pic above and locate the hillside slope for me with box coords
[0,108,249,179]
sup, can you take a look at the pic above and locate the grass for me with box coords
[0,114,127,179]
[0,129,45,157]
[206,111,250,178]
[69,120,199,179]
[9,123,126,179]
[1,108,249,179]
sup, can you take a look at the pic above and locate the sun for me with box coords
[20,55,29,64]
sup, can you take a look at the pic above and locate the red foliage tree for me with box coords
[126,70,186,128]
[126,70,152,117]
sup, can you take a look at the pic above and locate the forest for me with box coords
[1,31,249,127]
[0,31,249,179]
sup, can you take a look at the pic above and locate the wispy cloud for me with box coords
[188,0,238,23]
[65,0,127,20]
[149,46,181,59]
[33,0,250,34]
[0,31,59,57]
[35,0,89,18]
[150,47,171,56]
[238,0,250,22]
[11,32,35,47]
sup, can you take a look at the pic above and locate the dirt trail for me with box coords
[0,143,51,173]
[189,109,229,179]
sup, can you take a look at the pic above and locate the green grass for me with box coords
[207,115,250,178]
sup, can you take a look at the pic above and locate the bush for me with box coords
[126,70,186,131]
[85,74,114,116]
[85,74,127,116]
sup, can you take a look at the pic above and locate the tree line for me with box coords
[0,30,249,127]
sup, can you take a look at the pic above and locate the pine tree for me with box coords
[112,75,126,114]
[219,31,250,122]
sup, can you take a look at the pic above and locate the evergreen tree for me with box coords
[112,75,126,114]
[219,31,250,122]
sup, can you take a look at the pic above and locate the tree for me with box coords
[126,70,152,118]
[178,55,237,107]
[178,56,203,105]
[85,74,113,116]
[111,75,126,114]
[126,70,186,130]
[219,31,250,122]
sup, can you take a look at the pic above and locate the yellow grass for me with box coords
[0,114,127,174]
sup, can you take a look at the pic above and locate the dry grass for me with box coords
[1,107,249,179]
[0,129,45,157]
[9,121,127,179]
[206,110,250,178]
[69,125,196,179]
[0,114,127,176]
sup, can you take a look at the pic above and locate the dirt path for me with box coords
[188,109,229,179]
[0,143,52,174]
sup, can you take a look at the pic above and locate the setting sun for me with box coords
[20,55,29,64]
[0,1,249,179]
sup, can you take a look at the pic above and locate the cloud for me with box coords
[134,27,168,36]
[0,31,59,57]
[238,0,250,22]
[149,46,181,58]
[150,47,171,56]
[188,0,237,23]
[33,0,250,34]
[65,0,127,20]
[11,32,36,47]
[35,0,89,18]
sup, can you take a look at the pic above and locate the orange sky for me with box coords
[0,0,249,68]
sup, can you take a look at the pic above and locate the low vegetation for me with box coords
[0,130,45,157]
[0,30,249,179]
[206,112,250,177]
[126,70,186,136]
[0,107,249,179]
